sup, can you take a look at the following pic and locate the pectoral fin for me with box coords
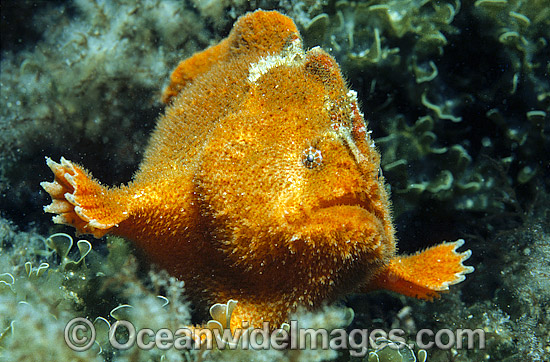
[41,157,129,238]
[365,239,474,300]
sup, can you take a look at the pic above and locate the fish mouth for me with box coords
[316,193,375,216]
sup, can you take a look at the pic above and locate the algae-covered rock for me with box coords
[0,217,195,361]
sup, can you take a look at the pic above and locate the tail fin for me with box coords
[367,239,474,300]
[41,157,129,238]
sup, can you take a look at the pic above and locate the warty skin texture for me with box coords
[42,10,473,329]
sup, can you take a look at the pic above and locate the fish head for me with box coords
[197,40,395,271]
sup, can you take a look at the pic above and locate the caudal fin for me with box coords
[41,157,129,238]
[368,239,474,300]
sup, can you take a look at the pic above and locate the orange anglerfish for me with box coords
[42,10,474,329]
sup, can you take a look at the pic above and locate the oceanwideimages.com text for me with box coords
[65,317,485,356]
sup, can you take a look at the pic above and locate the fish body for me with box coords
[42,10,473,328]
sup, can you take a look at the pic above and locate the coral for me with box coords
[302,0,461,66]
[375,115,487,213]
[474,0,550,97]
[470,0,550,198]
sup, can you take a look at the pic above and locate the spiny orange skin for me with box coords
[42,10,473,328]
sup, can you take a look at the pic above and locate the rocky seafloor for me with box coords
[1,0,549,361]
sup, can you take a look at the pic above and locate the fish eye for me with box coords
[302,147,322,169]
